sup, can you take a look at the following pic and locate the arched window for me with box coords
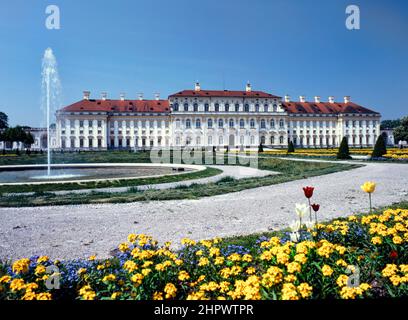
[279,136,284,144]
[193,103,198,112]
[207,118,213,128]
[186,137,191,145]
[279,119,285,128]
[183,103,189,111]
[271,136,275,144]
[244,104,250,112]
[204,103,209,112]
[260,119,266,129]
[255,104,259,112]
[235,104,240,112]
[240,119,245,128]
[196,136,201,145]
[250,136,255,145]
[218,119,223,128]
[270,119,275,128]
[240,136,244,144]
[219,136,224,145]
[176,137,180,145]
[261,136,266,144]
[208,136,213,145]
[173,103,179,111]
[264,104,268,112]
[215,103,220,112]
[225,103,230,112]
[229,119,234,128]
[195,119,201,128]
[273,104,277,112]
[186,119,191,128]
[250,119,255,128]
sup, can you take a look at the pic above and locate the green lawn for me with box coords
[0,153,360,207]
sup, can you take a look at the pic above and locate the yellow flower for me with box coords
[297,283,313,298]
[287,262,301,274]
[361,181,376,193]
[25,283,39,292]
[153,291,164,300]
[118,242,129,252]
[164,283,177,299]
[10,279,25,291]
[37,256,49,264]
[123,260,138,273]
[111,292,121,300]
[142,268,152,276]
[242,254,253,262]
[89,255,96,261]
[198,257,209,267]
[178,271,190,281]
[77,268,87,276]
[36,292,52,300]
[22,291,37,300]
[102,274,116,282]
[382,264,398,277]
[0,275,11,284]
[281,283,299,300]
[322,265,334,277]
[12,258,30,274]
[371,236,382,245]
[127,233,137,243]
[336,275,349,287]
[246,267,256,275]
[35,265,46,276]
[214,257,225,265]
[131,273,144,286]
[393,236,403,245]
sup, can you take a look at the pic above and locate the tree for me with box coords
[381,119,401,130]
[337,137,351,159]
[0,126,34,150]
[372,135,387,158]
[258,143,264,153]
[394,116,408,143]
[288,141,295,153]
[0,112,8,129]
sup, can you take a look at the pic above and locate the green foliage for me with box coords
[381,119,401,130]
[394,116,408,143]
[0,112,8,129]
[337,137,351,159]
[258,143,264,153]
[372,135,387,158]
[288,141,295,153]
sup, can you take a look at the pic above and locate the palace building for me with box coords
[55,83,381,150]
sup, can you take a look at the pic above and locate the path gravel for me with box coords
[1,161,408,260]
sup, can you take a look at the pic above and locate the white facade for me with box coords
[53,85,381,150]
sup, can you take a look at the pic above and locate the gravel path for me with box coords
[1,161,408,260]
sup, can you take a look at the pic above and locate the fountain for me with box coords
[41,48,61,177]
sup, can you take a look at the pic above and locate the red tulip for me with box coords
[311,203,320,212]
[389,250,398,260]
[303,186,314,199]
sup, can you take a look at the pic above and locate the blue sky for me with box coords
[0,0,407,127]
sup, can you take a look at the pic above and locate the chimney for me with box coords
[284,95,290,103]
[328,96,335,103]
[101,92,107,101]
[155,93,160,100]
[314,96,321,103]
[246,81,252,92]
[83,91,90,100]
[344,96,351,103]
[138,93,143,101]
[299,95,306,103]
[194,81,201,92]
[120,93,125,101]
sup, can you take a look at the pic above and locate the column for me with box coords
[114,120,119,148]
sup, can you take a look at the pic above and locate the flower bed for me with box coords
[1,207,408,300]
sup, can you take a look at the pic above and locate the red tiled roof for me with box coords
[60,99,170,113]
[282,101,379,115]
[169,90,281,99]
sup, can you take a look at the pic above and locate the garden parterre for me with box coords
[1,207,408,300]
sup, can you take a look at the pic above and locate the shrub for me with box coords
[288,141,295,153]
[258,143,264,153]
[337,137,351,159]
[371,136,387,158]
